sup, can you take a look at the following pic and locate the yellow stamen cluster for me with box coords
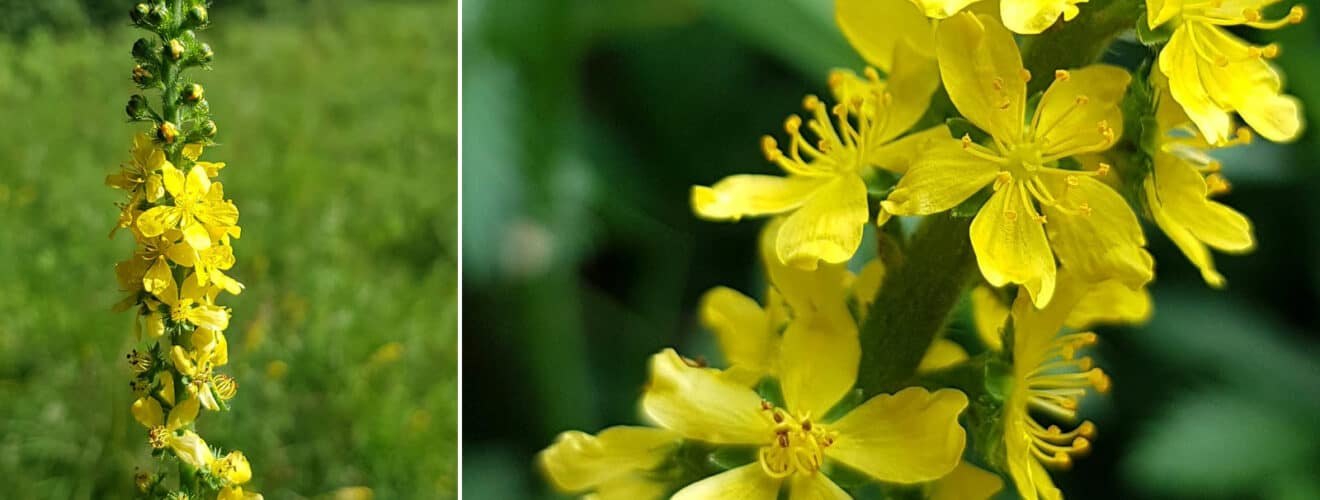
[1020,332,1109,469]
[757,400,838,478]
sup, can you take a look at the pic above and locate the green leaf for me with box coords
[1135,13,1172,46]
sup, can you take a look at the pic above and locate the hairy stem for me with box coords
[856,214,978,396]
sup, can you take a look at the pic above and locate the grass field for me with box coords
[0,2,458,498]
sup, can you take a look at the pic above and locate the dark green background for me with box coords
[0,1,457,498]
[462,0,1320,498]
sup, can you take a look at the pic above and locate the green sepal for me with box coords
[1135,13,1173,46]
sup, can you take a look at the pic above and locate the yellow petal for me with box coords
[788,472,850,500]
[929,462,1004,500]
[699,287,777,381]
[1151,154,1254,251]
[970,285,1008,351]
[969,183,1056,307]
[143,256,175,295]
[775,174,869,269]
[640,349,771,445]
[692,175,827,221]
[872,42,942,143]
[835,0,935,71]
[161,163,185,196]
[1145,0,1181,28]
[183,220,212,250]
[671,463,780,500]
[827,387,969,483]
[1000,0,1087,35]
[1066,280,1152,329]
[936,13,1026,144]
[882,139,999,215]
[851,259,886,318]
[218,451,253,484]
[539,426,681,493]
[778,314,860,419]
[168,397,200,430]
[591,475,671,500]
[185,165,212,195]
[866,125,951,174]
[1005,422,1063,500]
[186,304,231,331]
[137,206,183,238]
[1040,174,1153,289]
[917,338,969,373]
[1033,65,1129,159]
[159,373,175,405]
[131,396,164,428]
[182,143,204,161]
[760,218,852,316]
[910,0,983,18]
[170,430,214,470]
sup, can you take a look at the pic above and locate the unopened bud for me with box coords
[185,6,209,28]
[126,95,150,120]
[166,39,185,61]
[132,38,153,61]
[134,470,153,492]
[147,5,168,26]
[131,64,153,85]
[130,3,150,24]
[193,98,210,115]
[182,83,204,102]
[158,121,179,144]
[197,43,214,64]
[199,120,218,138]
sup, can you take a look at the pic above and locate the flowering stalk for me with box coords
[109,2,261,498]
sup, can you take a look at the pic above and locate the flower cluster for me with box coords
[538,0,1301,498]
[110,2,260,499]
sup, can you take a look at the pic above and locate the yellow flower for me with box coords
[1144,85,1255,287]
[137,162,239,250]
[538,426,682,499]
[882,13,1152,307]
[143,260,230,332]
[211,451,253,485]
[1002,278,1111,500]
[928,462,1004,500]
[643,347,968,498]
[166,239,245,295]
[908,0,1086,34]
[835,0,935,69]
[106,133,167,201]
[1148,0,1305,144]
[698,218,867,385]
[692,13,943,269]
[130,396,213,469]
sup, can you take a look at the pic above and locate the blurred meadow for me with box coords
[0,1,457,498]
[463,0,1320,499]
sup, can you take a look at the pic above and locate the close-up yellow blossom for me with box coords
[1001,277,1112,500]
[1147,0,1306,144]
[1143,84,1256,287]
[643,346,968,498]
[883,13,1152,307]
[692,0,944,270]
[908,0,1087,34]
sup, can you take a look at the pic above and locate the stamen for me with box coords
[1021,69,1032,83]
[1206,174,1232,195]
[1054,70,1070,82]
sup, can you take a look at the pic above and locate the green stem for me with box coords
[856,214,978,397]
[1020,0,1143,93]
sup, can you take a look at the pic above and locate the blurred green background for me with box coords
[0,1,457,498]
[462,0,1320,498]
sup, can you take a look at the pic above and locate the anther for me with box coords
[992,77,1004,91]
[1243,8,1263,22]
[1077,421,1097,438]
[1021,69,1032,83]
[761,400,774,411]
[802,95,821,111]
[1033,214,1048,224]
[961,134,974,149]
[1206,174,1232,195]
[864,67,881,83]
[1075,95,1090,106]
[1096,163,1111,176]
[1055,70,1071,82]
[761,136,782,161]
[1078,202,1092,216]
[1066,175,1080,187]
[777,433,790,447]
[1290,5,1306,23]
[785,115,803,133]
[1004,209,1019,221]
[773,411,785,423]
[801,420,812,431]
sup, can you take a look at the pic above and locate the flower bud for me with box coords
[199,120,218,138]
[182,83,204,103]
[193,98,211,115]
[132,38,153,61]
[126,94,150,120]
[185,6,209,28]
[166,39,186,61]
[197,43,214,64]
[134,470,154,492]
[132,64,154,85]
[158,121,179,144]
[147,5,168,26]
[129,3,150,25]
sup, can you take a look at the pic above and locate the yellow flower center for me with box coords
[147,425,169,449]
[1016,332,1110,469]
[756,400,836,479]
